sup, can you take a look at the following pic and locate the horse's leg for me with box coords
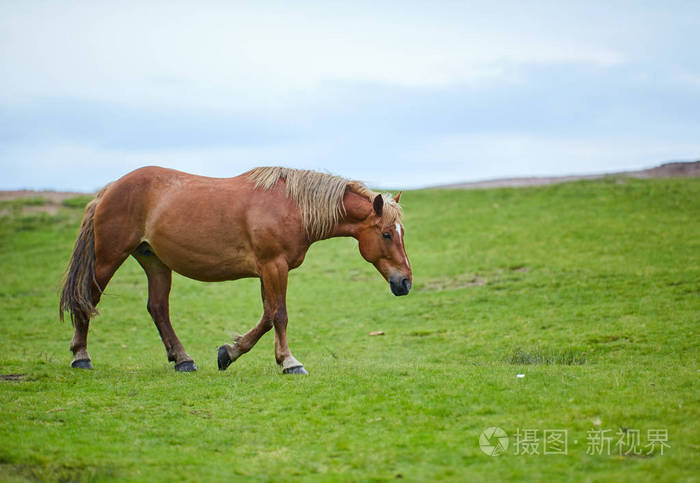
[70,250,127,369]
[70,310,96,368]
[216,281,274,370]
[217,258,307,373]
[273,302,306,375]
[262,261,306,374]
[258,263,305,374]
[133,246,196,372]
[69,316,93,368]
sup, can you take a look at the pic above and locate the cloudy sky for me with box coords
[1,1,699,190]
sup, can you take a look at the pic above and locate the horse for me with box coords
[59,166,412,374]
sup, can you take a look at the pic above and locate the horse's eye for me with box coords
[382,232,392,240]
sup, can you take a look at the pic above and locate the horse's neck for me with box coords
[323,189,373,240]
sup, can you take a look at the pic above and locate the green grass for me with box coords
[0,178,698,481]
[0,197,47,208]
[61,196,93,210]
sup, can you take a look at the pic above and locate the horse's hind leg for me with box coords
[70,316,93,369]
[70,252,127,369]
[133,244,196,372]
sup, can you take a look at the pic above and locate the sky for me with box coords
[1,1,699,191]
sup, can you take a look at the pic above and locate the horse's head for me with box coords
[355,192,413,296]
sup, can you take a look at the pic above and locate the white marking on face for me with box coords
[395,223,410,270]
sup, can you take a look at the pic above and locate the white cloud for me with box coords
[3,133,698,192]
[0,139,345,191]
[0,2,697,190]
[400,133,700,186]
[0,1,626,110]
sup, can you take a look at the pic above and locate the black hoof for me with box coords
[217,346,232,371]
[71,359,93,370]
[283,365,308,375]
[174,361,197,372]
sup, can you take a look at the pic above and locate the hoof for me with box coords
[71,359,93,370]
[282,365,308,375]
[217,346,232,371]
[174,361,197,372]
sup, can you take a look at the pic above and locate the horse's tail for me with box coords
[59,187,108,326]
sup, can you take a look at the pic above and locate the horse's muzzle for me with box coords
[390,276,412,296]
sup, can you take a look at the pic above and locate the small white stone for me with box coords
[516,373,525,378]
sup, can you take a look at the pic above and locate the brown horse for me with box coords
[60,166,412,374]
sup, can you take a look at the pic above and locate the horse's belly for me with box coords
[168,252,258,282]
[146,233,259,282]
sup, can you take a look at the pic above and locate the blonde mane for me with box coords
[247,167,403,240]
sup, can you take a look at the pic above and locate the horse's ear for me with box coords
[373,194,384,217]
[394,191,402,203]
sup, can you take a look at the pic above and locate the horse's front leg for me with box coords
[262,261,307,375]
[218,257,308,373]
[272,300,306,375]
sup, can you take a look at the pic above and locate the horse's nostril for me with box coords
[390,275,411,296]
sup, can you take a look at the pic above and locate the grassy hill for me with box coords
[0,178,698,481]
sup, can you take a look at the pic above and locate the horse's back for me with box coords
[93,166,304,281]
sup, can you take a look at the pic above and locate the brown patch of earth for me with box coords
[0,374,26,381]
[435,160,700,189]
[420,274,487,292]
[0,190,92,216]
[0,190,87,202]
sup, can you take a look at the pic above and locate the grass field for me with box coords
[0,178,698,482]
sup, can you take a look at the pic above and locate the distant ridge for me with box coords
[435,160,700,189]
